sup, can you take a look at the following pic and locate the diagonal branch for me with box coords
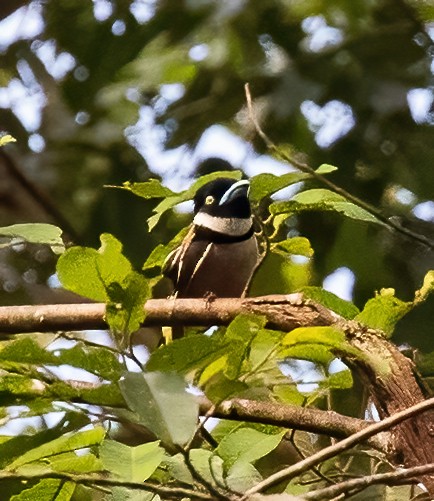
[241,396,434,498]
[244,83,434,251]
[304,462,434,500]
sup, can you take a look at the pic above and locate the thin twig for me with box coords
[303,463,434,500]
[241,396,434,498]
[0,470,213,500]
[244,83,434,251]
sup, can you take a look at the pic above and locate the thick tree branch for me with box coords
[0,294,335,333]
[198,397,385,449]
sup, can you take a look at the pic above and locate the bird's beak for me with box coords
[219,180,250,206]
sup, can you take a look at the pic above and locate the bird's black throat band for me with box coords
[194,224,254,244]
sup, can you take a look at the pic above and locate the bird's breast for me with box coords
[182,235,259,298]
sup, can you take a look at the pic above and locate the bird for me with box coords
[163,177,260,300]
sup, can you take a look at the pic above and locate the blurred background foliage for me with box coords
[0,0,434,349]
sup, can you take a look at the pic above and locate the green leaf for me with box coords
[300,286,360,319]
[356,288,412,336]
[57,234,149,337]
[11,479,75,501]
[57,342,124,380]
[57,233,132,301]
[224,315,266,380]
[0,374,46,397]
[249,172,310,202]
[271,237,314,258]
[0,223,64,253]
[280,326,351,364]
[270,188,383,225]
[226,461,262,492]
[119,178,175,199]
[119,372,198,446]
[100,439,164,482]
[6,427,106,470]
[316,163,338,174]
[0,337,57,365]
[273,385,305,406]
[105,270,149,341]
[320,370,353,390]
[0,134,16,147]
[46,451,103,473]
[249,164,337,202]
[147,170,242,230]
[215,428,285,468]
[249,251,311,295]
[146,334,228,374]
[190,449,224,486]
[414,270,434,304]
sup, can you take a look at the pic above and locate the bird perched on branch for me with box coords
[164,177,259,300]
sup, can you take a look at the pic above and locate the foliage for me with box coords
[1,1,434,499]
[0,173,432,498]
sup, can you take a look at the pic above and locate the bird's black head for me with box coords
[193,178,251,218]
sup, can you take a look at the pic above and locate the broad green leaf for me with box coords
[300,286,360,319]
[45,451,103,473]
[250,251,311,295]
[271,237,314,258]
[249,172,310,202]
[147,170,242,230]
[146,334,228,374]
[0,134,16,146]
[57,342,124,381]
[165,450,224,487]
[204,374,250,402]
[249,164,337,202]
[320,369,353,390]
[0,337,57,365]
[105,270,150,341]
[216,428,285,468]
[10,479,75,501]
[0,374,45,397]
[119,372,198,446]
[6,427,106,470]
[119,178,175,199]
[280,326,352,364]
[100,439,164,481]
[356,289,412,336]
[270,188,382,225]
[226,461,262,492]
[273,385,305,406]
[0,223,64,253]
[57,233,132,301]
[0,412,90,469]
[57,234,149,337]
[224,315,266,380]
[164,453,194,484]
[190,449,224,486]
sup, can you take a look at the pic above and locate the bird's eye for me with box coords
[205,195,214,205]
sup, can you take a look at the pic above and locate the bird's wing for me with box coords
[163,225,196,287]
